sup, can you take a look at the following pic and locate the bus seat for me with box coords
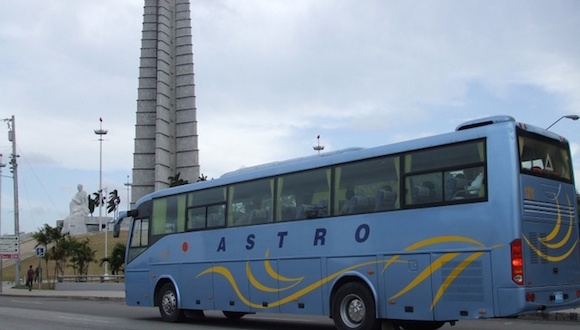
[375,187,396,211]
[412,181,436,204]
[348,196,374,214]
[296,204,316,219]
[445,176,469,200]
[316,199,328,217]
[249,209,270,224]
[281,206,296,221]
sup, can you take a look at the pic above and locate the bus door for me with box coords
[125,217,153,307]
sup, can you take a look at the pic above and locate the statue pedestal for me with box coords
[62,216,113,235]
[63,216,90,235]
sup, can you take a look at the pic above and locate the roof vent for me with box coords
[456,116,515,131]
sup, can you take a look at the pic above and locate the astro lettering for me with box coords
[217,224,371,252]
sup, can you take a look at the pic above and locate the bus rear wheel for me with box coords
[157,282,185,323]
[332,282,379,330]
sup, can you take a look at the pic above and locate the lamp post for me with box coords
[124,175,131,211]
[94,118,108,277]
[313,135,325,154]
[546,115,580,130]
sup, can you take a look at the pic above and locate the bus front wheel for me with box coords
[158,282,185,323]
[332,282,379,330]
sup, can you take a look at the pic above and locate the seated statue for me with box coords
[69,184,89,217]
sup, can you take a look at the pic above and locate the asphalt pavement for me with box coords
[0,282,578,321]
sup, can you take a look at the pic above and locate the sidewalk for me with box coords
[0,282,125,302]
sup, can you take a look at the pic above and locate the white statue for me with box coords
[69,184,89,216]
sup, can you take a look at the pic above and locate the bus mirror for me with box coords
[113,223,120,238]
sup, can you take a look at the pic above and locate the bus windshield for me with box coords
[518,129,572,182]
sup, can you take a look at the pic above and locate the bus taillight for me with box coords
[511,239,524,285]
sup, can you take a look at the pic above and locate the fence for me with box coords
[57,274,124,283]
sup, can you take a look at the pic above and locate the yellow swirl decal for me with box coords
[524,194,578,263]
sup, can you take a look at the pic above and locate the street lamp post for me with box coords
[124,175,131,211]
[313,135,325,154]
[94,118,108,277]
[546,115,580,130]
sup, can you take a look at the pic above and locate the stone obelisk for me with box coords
[132,0,199,205]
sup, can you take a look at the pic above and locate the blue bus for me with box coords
[114,116,580,330]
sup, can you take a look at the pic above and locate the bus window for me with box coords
[276,168,330,221]
[187,207,206,230]
[334,156,399,215]
[405,173,442,205]
[444,166,485,200]
[207,204,226,227]
[186,187,227,230]
[128,218,149,263]
[228,179,273,226]
[404,140,486,206]
[152,195,187,236]
[519,131,572,181]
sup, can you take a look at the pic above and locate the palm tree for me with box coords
[31,224,52,284]
[168,172,189,187]
[197,173,208,182]
[32,223,69,288]
[100,243,126,276]
[68,237,97,277]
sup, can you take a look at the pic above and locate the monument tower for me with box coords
[132,0,199,205]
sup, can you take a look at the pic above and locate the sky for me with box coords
[0,0,579,235]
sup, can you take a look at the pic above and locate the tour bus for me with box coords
[114,116,580,330]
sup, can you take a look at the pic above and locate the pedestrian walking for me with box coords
[26,265,34,291]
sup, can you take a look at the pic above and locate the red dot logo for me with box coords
[182,241,189,252]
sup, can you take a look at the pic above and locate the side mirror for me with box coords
[113,223,121,238]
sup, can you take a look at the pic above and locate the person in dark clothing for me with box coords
[26,265,35,291]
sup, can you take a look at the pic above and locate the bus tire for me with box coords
[223,311,246,319]
[332,282,379,330]
[157,282,185,323]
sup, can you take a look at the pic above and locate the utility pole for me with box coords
[0,154,6,292]
[4,116,20,286]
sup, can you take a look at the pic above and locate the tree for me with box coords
[67,237,97,276]
[100,243,126,276]
[31,224,53,286]
[197,173,208,182]
[32,223,68,289]
[168,172,189,187]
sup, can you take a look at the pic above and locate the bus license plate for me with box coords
[554,291,563,303]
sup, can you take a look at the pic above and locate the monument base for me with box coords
[61,216,113,235]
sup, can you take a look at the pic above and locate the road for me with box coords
[0,296,577,330]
